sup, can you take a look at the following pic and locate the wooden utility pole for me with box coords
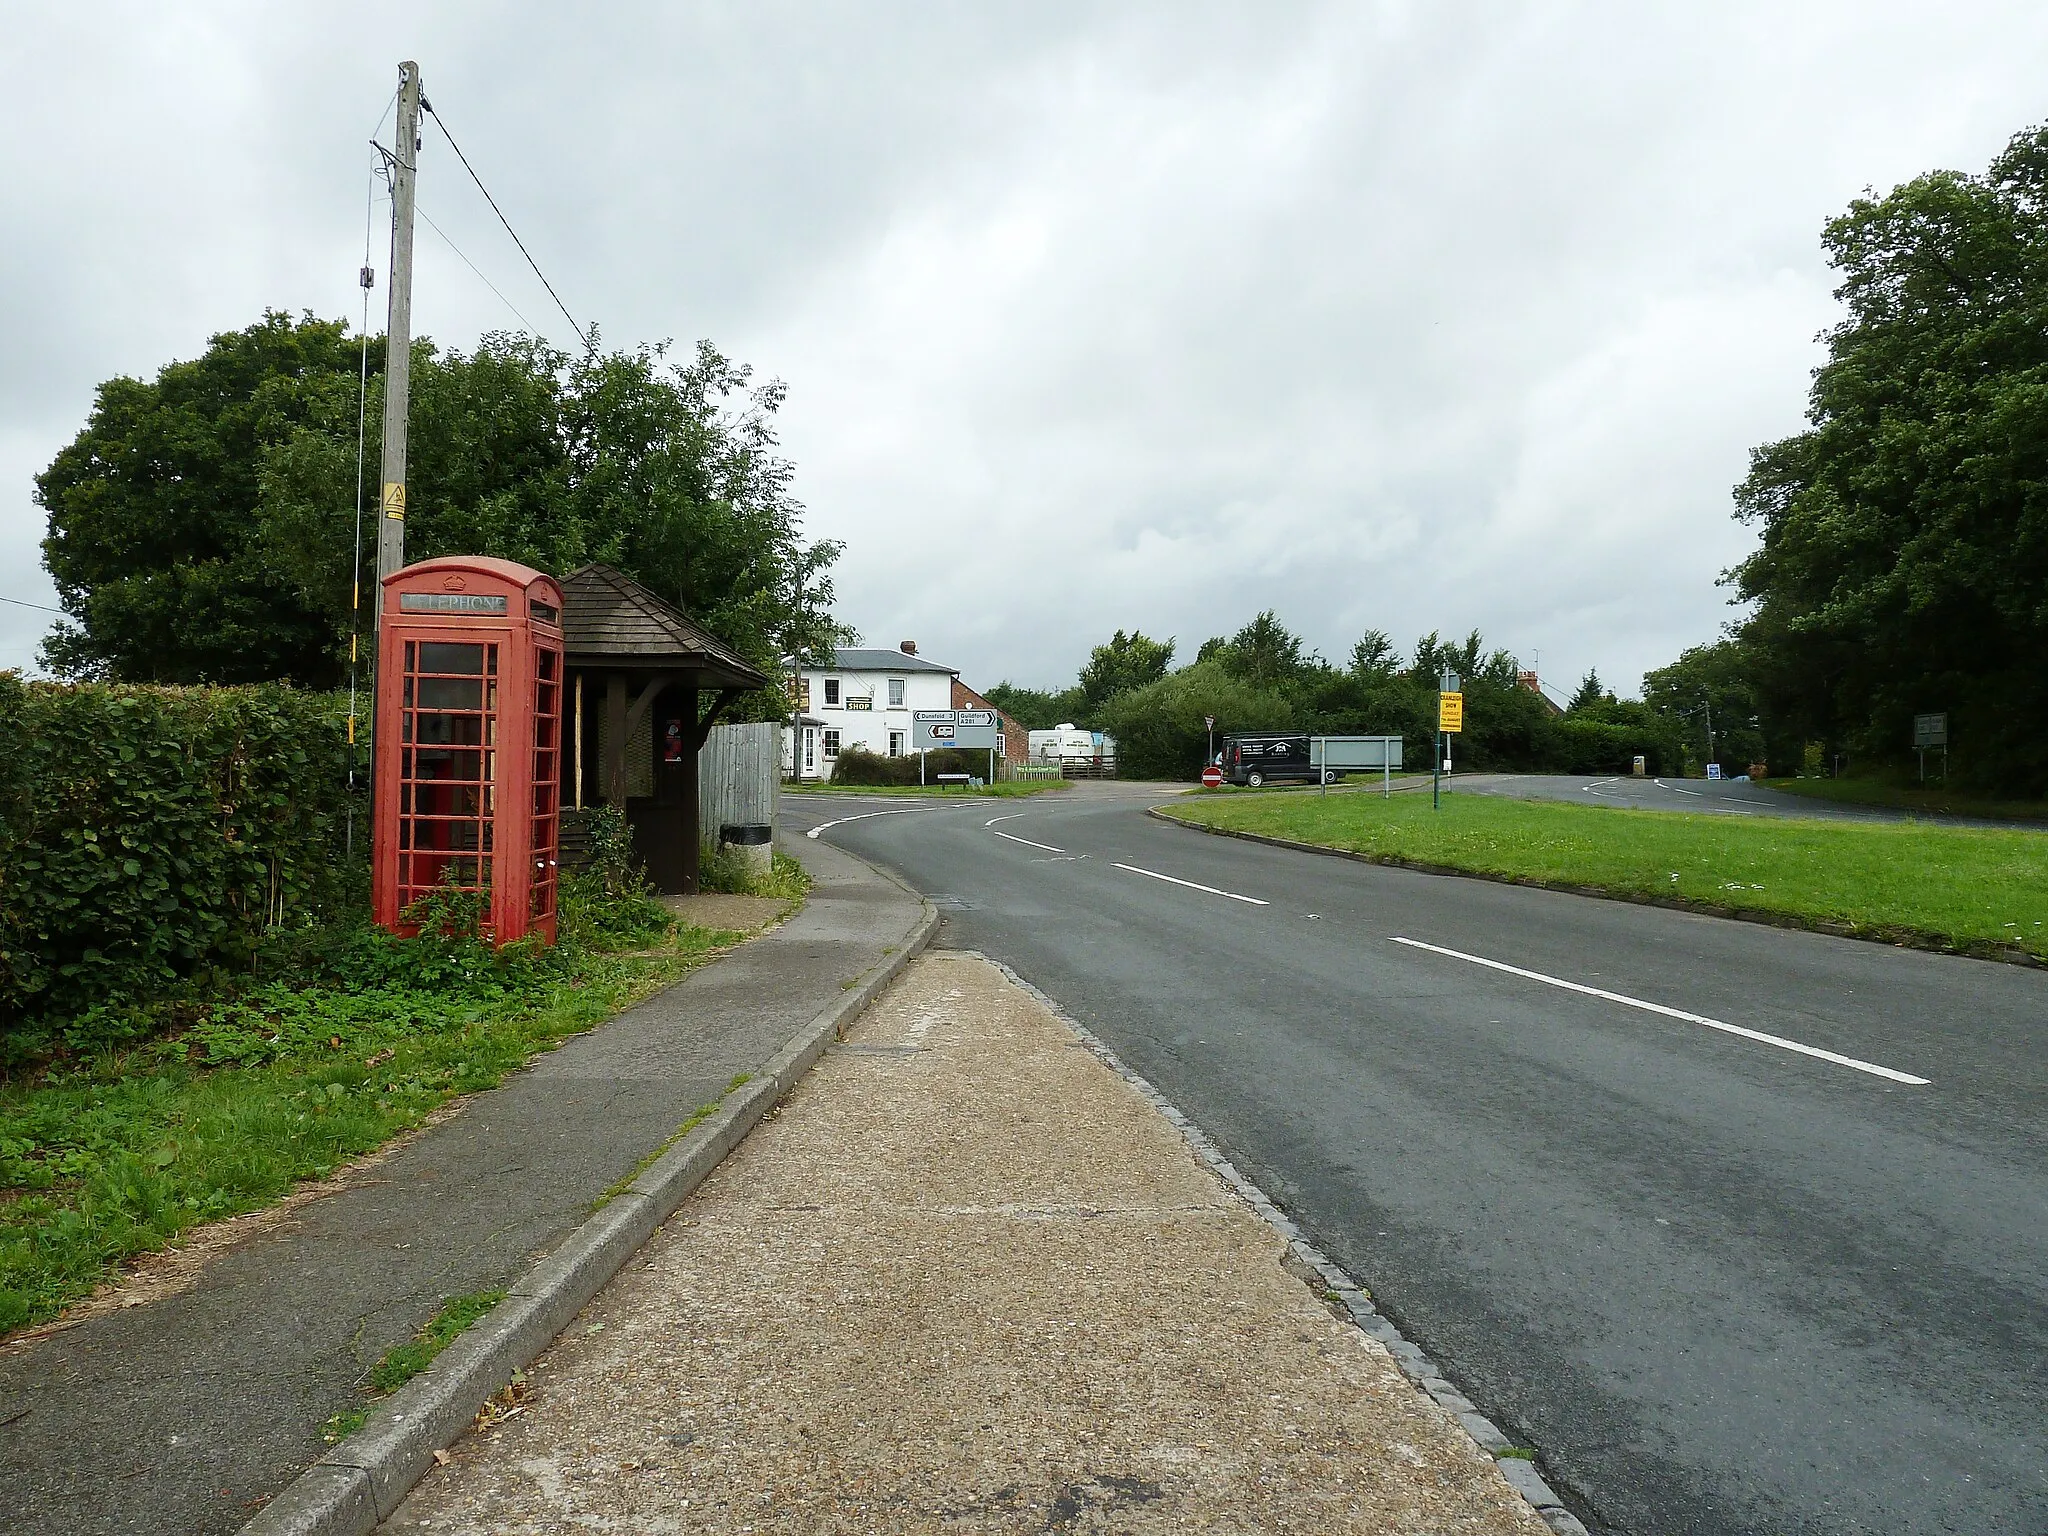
[374,61,423,635]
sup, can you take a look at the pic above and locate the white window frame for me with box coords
[888,730,906,758]
[803,729,815,770]
[822,728,841,760]
[823,677,841,707]
[887,677,905,708]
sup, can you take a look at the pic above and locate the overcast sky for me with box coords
[4,4,2045,696]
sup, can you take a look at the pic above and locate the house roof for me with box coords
[558,564,768,691]
[820,647,958,675]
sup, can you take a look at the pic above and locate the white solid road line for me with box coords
[1114,862,1269,906]
[992,829,1067,854]
[985,813,1025,827]
[1388,936,1930,1085]
[805,807,926,839]
[1654,779,1704,797]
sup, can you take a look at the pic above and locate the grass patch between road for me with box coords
[787,779,1071,797]
[1164,792,2048,961]
[0,876,773,1336]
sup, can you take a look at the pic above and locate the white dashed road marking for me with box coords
[1388,936,1929,1085]
[1112,863,1269,906]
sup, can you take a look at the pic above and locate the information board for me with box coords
[913,709,1004,750]
[1437,692,1464,733]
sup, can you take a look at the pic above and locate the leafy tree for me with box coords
[984,682,1087,730]
[1568,670,1607,713]
[1349,629,1397,677]
[1078,629,1175,712]
[1205,610,1315,688]
[37,315,842,706]
[1642,641,1766,774]
[1726,122,2048,792]
[38,312,369,684]
[1096,661,1291,779]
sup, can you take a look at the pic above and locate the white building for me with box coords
[786,643,959,781]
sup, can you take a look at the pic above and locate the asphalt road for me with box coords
[786,783,2047,1536]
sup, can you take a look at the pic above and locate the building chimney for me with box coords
[899,640,918,656]
[1518,670,1541,694]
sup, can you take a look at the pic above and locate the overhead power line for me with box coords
[0,594,64,615]
[416,203,547,338]
[422,102,590,352]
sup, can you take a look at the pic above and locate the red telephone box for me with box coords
[372,556,565,943]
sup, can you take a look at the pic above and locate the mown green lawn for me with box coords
[1165,792,2048,960]
[788,778,1069,797]
[0,883,775,1335]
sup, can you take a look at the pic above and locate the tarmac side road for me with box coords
[385,951,1547,1534]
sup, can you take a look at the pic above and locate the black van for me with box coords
[1220,733,1336,786]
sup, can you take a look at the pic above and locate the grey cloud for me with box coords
[4,2,2045,689]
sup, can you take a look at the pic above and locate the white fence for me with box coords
[699,722,780,844]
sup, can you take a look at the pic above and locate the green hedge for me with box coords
[0,676,355,1036]
[830,745,994,786]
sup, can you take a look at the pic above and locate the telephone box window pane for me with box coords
[415,714,483,746]
[418,642,486,675]
[417,677,483,710]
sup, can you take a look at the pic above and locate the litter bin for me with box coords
[719,822,774,883]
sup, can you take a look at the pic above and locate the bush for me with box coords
[0,678,354,1040]
[1098,662,1294,780]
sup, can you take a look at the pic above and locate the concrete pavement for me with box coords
[793,782,2048,1536]
[386,951,1552,1535]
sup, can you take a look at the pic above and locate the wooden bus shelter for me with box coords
[558,564,768,894]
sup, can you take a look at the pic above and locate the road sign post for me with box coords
[1434,672,1462,811]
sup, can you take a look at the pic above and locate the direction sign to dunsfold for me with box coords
[914,709,1004,750]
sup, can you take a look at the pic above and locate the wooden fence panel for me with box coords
[698,721,781,845]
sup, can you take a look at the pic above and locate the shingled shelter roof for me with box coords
[558,563,768,691]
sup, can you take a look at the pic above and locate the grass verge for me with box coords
[322,1288,506,1442]
[591,1071,755,1211]
[786,779,1071,797]
[1164,792,2048,961]
[0,878,767,1335]
[1762,777,2048,824]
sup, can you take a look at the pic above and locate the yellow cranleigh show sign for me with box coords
[1438,692,1464,733]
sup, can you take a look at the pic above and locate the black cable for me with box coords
[423,104,590,352]
[0,594,64,614]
